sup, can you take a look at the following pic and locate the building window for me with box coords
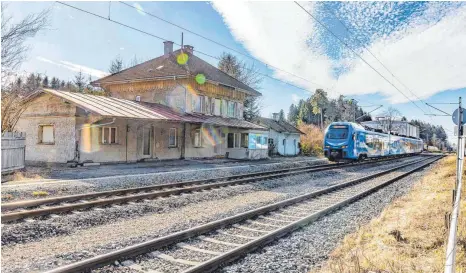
[209,98,215,115]
[241,133,249,148]
[194,129,202,147]
[169,128,177,147]
[214,99,221,116]
[227,133,240,148]
[193,95,201,113]
[102,127,117,144]
[227,101,236,117]
[39,125,54,144]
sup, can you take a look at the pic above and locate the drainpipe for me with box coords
[180,122,187,159]
[126,123,129,163]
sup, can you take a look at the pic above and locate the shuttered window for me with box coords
[102,127,118,144]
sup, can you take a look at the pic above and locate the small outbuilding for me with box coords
[253,114,304,156]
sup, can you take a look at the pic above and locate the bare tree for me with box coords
[376,107,403,134]
[217,52,263,121]
[108,55,124,74]
[1,3,49,83]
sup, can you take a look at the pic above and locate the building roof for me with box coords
[41,89,265,130]
[254,117,304,134]
[92,49,261,97]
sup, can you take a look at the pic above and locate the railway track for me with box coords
[1,154,417,223]
[44,155,442,273]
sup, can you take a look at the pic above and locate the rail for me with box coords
[44,155,441,273]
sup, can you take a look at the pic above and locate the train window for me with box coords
[327,127,348,139]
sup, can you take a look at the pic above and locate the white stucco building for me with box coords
[254,114,303,156]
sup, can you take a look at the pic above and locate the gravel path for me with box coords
[0,156,427,273]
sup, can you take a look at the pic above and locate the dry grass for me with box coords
[32,190,49,197]
[315,156,466,273]
[299,124,324,156]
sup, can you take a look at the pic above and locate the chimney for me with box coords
[272,113,279,122]
[163,41,174,56]
[183,45,194,55]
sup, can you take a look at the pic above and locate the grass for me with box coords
[314,155,466,273]
[32,190,49,197]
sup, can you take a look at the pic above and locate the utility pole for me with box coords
[445,96,464,273]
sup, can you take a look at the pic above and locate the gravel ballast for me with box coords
[219,161,437,273]
[0,156,431,273]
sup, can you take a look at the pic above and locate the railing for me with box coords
[1,132,26,174]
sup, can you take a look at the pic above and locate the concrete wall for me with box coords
[15,94,77,163]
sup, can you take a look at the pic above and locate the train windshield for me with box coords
[327,126,349,139]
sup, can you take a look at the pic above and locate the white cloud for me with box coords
[36,56,108,78]
[120,47,125,50]
[133,3,145,16]
[291,94,300,104]
[213,2,466,104]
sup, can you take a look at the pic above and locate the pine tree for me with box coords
[278,109,285,121]
[42,76,49,88]
[50,77,59,89]
[74,70,85,92]
[60,80,65,89]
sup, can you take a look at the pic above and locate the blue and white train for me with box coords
[323,122,423,161]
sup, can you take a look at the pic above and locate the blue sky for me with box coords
[6,1,466,142]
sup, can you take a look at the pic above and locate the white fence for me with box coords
[1,132,26,174]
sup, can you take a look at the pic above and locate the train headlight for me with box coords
[325,145,330,148]
[341,145,347,149]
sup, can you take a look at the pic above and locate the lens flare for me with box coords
[177,53,189,65]
[195,73,206,85]
[201,126,222,146]
[81,125,92,153]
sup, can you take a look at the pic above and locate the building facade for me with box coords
[15,42,269,164]
[253,114,303,156]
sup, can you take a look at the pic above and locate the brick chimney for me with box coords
[163,41,174,56]
[183,45,194,55]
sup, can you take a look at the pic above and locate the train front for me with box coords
[324,123,352,161]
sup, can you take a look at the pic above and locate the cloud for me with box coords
[213,2,466,104]
[36,56,108,78]
[133,3,145,16]
[120,47,125,50]
[291,94,301,104]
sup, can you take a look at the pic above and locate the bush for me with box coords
[32,191,49,197]
[298,123,324,156]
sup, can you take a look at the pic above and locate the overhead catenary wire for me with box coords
[118,1,328,90]
[294,1,428,115]
[324,4,432,115]
[56,1,311,92]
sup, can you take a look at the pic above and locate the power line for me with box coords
[294,2,427,114]
[118,1,328,90]
[56,1,311,92]
[324,5,432,115]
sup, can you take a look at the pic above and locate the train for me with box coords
[323,122,423,162]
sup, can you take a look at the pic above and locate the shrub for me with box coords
[32,191,49,197]
[298,123,324,156]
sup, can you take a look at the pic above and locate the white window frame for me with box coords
[169,128,177,147]
[234,133,240,148]
[194,129,202,147]
[39,124,55,144]
[102,126,118,144]
[214,98,221,116]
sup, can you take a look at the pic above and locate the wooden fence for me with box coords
[2,132,26,174]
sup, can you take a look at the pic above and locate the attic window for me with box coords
[156,65,164,70]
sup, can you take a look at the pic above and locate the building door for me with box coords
[142,126,152,157]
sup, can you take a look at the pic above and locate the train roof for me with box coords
[327,121,422,141]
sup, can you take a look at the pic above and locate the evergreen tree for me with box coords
[50,77,59,89]
[74,70,85,92]
[42,76,49,88]
[278,109,285,121]
[60,80,65,89]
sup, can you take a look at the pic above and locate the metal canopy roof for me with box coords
[42,89,265,130]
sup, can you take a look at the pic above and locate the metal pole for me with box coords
[445,97,464,273]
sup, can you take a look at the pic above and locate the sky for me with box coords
[4,1,466,142]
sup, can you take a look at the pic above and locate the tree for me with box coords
[278,109,285,121]
[74,70,85,92]
[376,107,402,133]
[60,80,65,90]
[1,3,49,84]
[287,104,298,124]
[217,52,264,121]
[50,77,59,89]
[310,89,329,128]
[42,75,49,88]
[108,55,123,74]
